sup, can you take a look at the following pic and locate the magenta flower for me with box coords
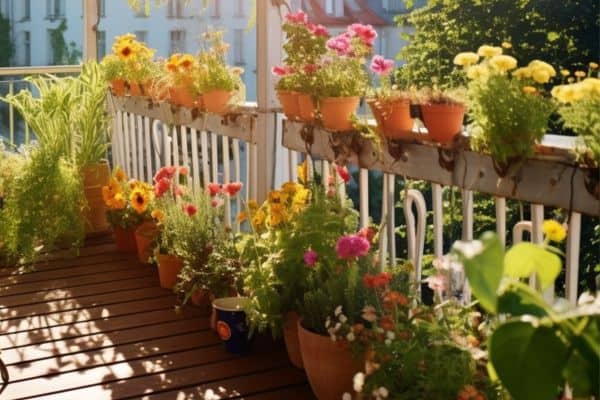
[335,234,371,260]
[348,23,377,46]
[272,65,290,77]
[336,165,350,183]
[303,249,318,267]
[284,10,307,25]
[370,55,395,75]
[326,35,351,56]
[310,23,330,38]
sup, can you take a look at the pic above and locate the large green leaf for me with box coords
[497,282,551,318]
[504,243,561,290]
[489,320,569,400]
[452,232,504,313]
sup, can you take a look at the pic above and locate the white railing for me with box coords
[110,95,599,307]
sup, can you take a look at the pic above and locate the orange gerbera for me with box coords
[130,188,151,214]
[178,54,195,69]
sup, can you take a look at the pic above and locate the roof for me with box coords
[301,0,388,26]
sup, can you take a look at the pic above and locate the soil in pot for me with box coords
[135,222,158,264]
[420,103,465,144]
[297,93,316,122]
[277,91,300,121]
[203,90,232,115]
[113,226,137,253]
[283,311,304,369]
[82,161,111,233]
[320,96,360,132]
[298,319,361,400]
[156,253,184,289]
[368,98,414,140]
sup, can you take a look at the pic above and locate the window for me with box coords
[325,0,344,17]
[21,0,31,21]
[383,0,406,12]
[135,0,148,17]
[235,0,244,17]
[134,30,148,44]
[47,29,55,64]
[23,31,31,65]
[97,0,106,17]
[97,30,106,59]
[46,0,66,19]
[167,0,185,18]
[233,29,244,65]
[211,0,221,18]
[169,30,186,54]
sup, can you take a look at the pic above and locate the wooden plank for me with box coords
[243,384,316,400]
[0,266,153,297]
[0,307,202,349]
[1,295,178,333]
[7,330,221,382]
[30,350,289,400]
[2,318,207,365]
[0,286,169,321]
[144,367,311,400]
[0,275,159,309]
[282,121,600,216]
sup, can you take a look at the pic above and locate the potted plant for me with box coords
[418,85,467,144]
[462,45,556,170]
[163,53,201,108]
[552,63,600,167]
[197,31,243,115]
[102,168,153,252]
[367,55,414,140]
[315,24,373,132]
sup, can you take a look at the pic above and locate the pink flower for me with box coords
[303,249,318,267]
[207,182,221,197]
[327,35,351,56]
[179,166,189,176]
[183,204,197,216]
[174,185,185,197]
[310,24,329,38]
[348,23,377,46]
[303,63,319,75]
[222,182,243,197]
[272,65,290,77]
[154,177,171,198]
[335,234,371,260]
[336,165,350,183]
[211,197,224,208]
[426,274,448,293]
[370,55,395,76]
[154,166,177,183]
[284,10,307,25]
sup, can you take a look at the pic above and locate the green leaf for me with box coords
[490,320,569,400]
[497,282,551,318]
[452,232,504,313]
[564,349,596,397]
[505,243,561,290]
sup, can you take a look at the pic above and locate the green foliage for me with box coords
[395,0,599,88]
[315,57,369,98]
[504,242,561,289]
[196,31,241,93]
[0,12,14,67]
[49,20,81,65]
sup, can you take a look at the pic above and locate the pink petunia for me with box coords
[336,165,350,183]
[207,182,221,197]
[284,10,308,25]
[303,249,318,267]
[335,234,371,260]
[348,23,377,46]
[222,182,243,197]
[326,35,351,56]
[183,204,197,216]
[370,55,395,76]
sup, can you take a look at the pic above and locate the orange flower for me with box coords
[114,168,127,182]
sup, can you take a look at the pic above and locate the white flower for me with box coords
[362,305,377,322]
[353,372,365,393]
[452,240,483,259]
[577,291,596,306]
[334,322,342,331]
[342,393,352,400]
[339,314,348,323]
[330,334,337,342]
[385,338,392,346]
[335,305,343,316]
[386,331,395,340]
[325,317,331,328]
[346,332,356,342]
[378,387,389,398]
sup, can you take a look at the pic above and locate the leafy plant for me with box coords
[100,33,156,83]
[196,31,242,93]
[453,225,599,400]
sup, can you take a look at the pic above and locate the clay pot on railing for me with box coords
[319,96,360,132]
[368,97,414,140]
[297,93,317,123]
[420,103,465,144]
[110,79,126,97]
[128,82,143,97]
[203,90,232,115]
[277,90,300,121]
[168,86,196,108]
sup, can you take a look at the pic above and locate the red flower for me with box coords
[207,182,221,197]
[363,272,392,289]
[154,177,171,198]
[183,204,197,216]
[303,63,319,75]
[272,65,289,77]
[336,164,350,183]
[284,10,307,25]
[179,166,189,176]
[154,166,177,183]
[358,226,376,243]
[310,24,329,38]
[223,182,243,197]
[211,197,224,208]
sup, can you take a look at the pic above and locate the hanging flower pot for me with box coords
[203,90,232,115]
[283,311,303,369]
[128,82,143,97]
[134,222,158,264]
[82,160,111,233]
[111,79,126,97]
[297,319,361,400]
[212,297,251,354]
[156,253,184,289]
[277,90,300,120]
[297,93,317,122]
[113,225,137,253]
[421,103,465,144]
[319,96,360,132]
[368,98,414,140]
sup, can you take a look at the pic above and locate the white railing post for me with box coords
[432,183,443,258]
[404,189,427,292]
[255,0,283,202]
[461,189,473,241]
[495,197,506,247]
[565,212,582,306]
[83,0,98,61]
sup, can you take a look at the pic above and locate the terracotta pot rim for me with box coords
[420,102,466,110]
[319,95,360,104]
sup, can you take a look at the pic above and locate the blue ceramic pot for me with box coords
[212,297,250,354]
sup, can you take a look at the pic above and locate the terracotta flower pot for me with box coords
[168,86,196,108]
[420,103,465,144]
[113,226,137,253]
[319,96,360,132]
[298,319,360,400]
[191,288,213,315]
[368,98,414,140]
[195,94,205,111]
[111,79,126,97]
[203,90,232,115]
[156,253,184,289]
[277,90,300,120]
[82,161,111,233]
[298,93,316,122]
[283,312,304,369]
[128,82,143,97]
[135,222,158,264]
[146,80,168,101]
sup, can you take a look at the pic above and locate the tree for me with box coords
[0,12,14,67]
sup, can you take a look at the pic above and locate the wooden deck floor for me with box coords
[0,236,314,399]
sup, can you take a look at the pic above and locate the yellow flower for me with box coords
[512,67,532,79]
[268,203,286,227]
[230,66,245,75]
[151,209,165,223]
[542,220,566,242]
[581,78,600,96]
[531,68,551,84]
[453,52,480,67]
[130,188,151,214]
[297,159,308,184]
[489,55,518,72]
[114,168,127,182]
[501,42,512,49]
[529,60,556,78]
[178,54,196,70]
[236,211,247,223]
[466,65,489,81]
[115,41,137,60]
[252,208,266,228]
[522,86,537,95]
[567,77,575,83]
[268,190,284,204]
[590,62,599,70]
[560,69,570,77]
[247,200,259,211]
[282,181,299,195]
[110,192,127,210]
[477,45,502,58]
[574,70,586,79]
[553,84,585,103]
